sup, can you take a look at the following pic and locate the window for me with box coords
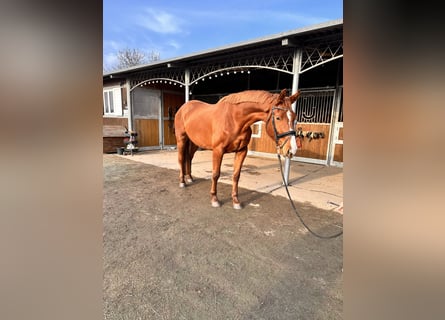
[251,121,262,138]
[103,87,123,116]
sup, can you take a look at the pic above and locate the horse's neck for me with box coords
[237,101,271,125]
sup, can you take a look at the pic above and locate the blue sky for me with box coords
[103,0,343,70]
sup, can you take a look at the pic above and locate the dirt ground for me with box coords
[103,154,343,319]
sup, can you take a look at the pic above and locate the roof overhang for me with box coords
[103,19,342,79]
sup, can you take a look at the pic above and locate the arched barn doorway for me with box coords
[187,57,343,166]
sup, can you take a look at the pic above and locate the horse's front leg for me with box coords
[210,149,224,207]
[232,147,248,209]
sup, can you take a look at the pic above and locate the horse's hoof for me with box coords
[179,182,185,188]
[211,201,221,208]
[233,203,242,210]
[186,178,193,184]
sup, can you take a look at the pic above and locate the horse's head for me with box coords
[265,89,301,158]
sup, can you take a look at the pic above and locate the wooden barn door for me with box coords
[133,87,161,149]
[162,91,184,148]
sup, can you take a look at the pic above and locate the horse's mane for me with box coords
[219,90,276,105]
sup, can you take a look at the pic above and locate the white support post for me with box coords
[327,86,342,165]
[283,49,302,185]
[327,62,343,165]
[159,91,164,149]
[184,69,190,102]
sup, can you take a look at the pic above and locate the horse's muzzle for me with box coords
[277,130,298,158]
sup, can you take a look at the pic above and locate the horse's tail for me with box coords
[174,104,187,140]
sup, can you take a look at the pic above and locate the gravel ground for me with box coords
[103,154,343,319]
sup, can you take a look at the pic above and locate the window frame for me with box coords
[103,86,123,117]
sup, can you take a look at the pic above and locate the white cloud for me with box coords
[163,7,326,26]
[136,8,183,34]
[103,40,123,51]
[103,52,118,70]
[266,12,328,26]
[167,40,181,50]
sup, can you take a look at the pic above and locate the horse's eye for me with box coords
[275,116,281,121]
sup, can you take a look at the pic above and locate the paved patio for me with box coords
[117,149,343,213]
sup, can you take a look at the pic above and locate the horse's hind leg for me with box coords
[185,141,198,184]
[176,133,188,188]
[210,149,224,207]
[231,147,248,209]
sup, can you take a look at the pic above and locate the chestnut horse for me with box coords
[174,88,301,209]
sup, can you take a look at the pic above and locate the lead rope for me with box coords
[271,108,343,239]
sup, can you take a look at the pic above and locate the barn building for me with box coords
[103,19,343,167]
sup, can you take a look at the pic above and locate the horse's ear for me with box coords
[289,90,301,104]
[277,89,287,103]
